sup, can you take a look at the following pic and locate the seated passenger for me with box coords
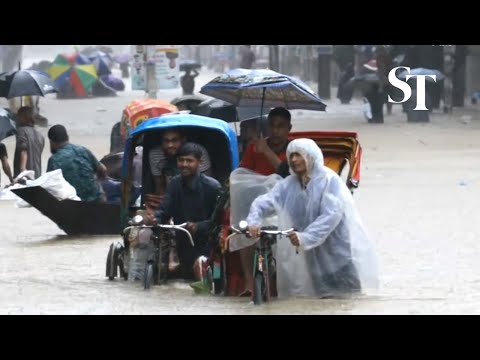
[148,129,212,196]
[100,146,142,206]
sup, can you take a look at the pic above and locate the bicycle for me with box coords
[227,221,294,305]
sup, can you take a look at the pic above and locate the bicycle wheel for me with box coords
[144,262,154,290]
[253,272,264,305]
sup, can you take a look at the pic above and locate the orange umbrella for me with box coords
[120,98,178,139]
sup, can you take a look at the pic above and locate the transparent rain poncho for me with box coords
[243,138,379,298]
[229,167,283,252]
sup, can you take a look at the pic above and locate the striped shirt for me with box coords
[148,144,211,176]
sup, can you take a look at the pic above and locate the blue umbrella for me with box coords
[89,51,112,76]
[88,50,113,66]
[397,68,445,82]
[100,74,125,91]
[200,68,327,113]
[72,53,92,65]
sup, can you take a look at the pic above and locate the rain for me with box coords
[0,45,479,315]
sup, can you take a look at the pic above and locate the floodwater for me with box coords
[1,46,480,314]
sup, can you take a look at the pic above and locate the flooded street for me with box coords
[1,46,480,314]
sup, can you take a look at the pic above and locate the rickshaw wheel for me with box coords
[156,251,165,285]
[158,245,169,285]
[119,255,127,281]
[253,272,265,305]
[106,242,119,280]
[144,262,154,290]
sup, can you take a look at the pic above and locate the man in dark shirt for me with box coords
[147,142,221,280]
[46,124,107,202]
[239,45,256,69]
[0,142,13,186]
[110,121,124,154]
[180,69,199,95]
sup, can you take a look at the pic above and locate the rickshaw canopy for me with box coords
[289,131,362,190]
[121,98,179,138]
[128,113,239,169]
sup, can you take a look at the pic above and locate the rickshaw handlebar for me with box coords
[123,222,194,247]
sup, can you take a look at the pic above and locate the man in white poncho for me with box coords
[245,138,379,298]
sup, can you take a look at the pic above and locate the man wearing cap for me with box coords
[46,124,107,202]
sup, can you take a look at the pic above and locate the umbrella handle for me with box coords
[259,87,266,138]
[18,61,22,108]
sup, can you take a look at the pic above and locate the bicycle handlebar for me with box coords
[123,222,194,246]
[227,224,298,254]
[229,226,295,236]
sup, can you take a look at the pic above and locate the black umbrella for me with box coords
[0,107,17,142]
[193,98,238,122]
[0,69,58,99]
[240,114,269,137]
[100,152,124,180]
[345,73,381,92]
[171,94,205,112]
[180,60,202,72]
[349,73,381,83]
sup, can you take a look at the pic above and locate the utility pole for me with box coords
[145,45,157,99]
[0,45,24,113]
[317,45,333,99]
[269,45,280,71]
